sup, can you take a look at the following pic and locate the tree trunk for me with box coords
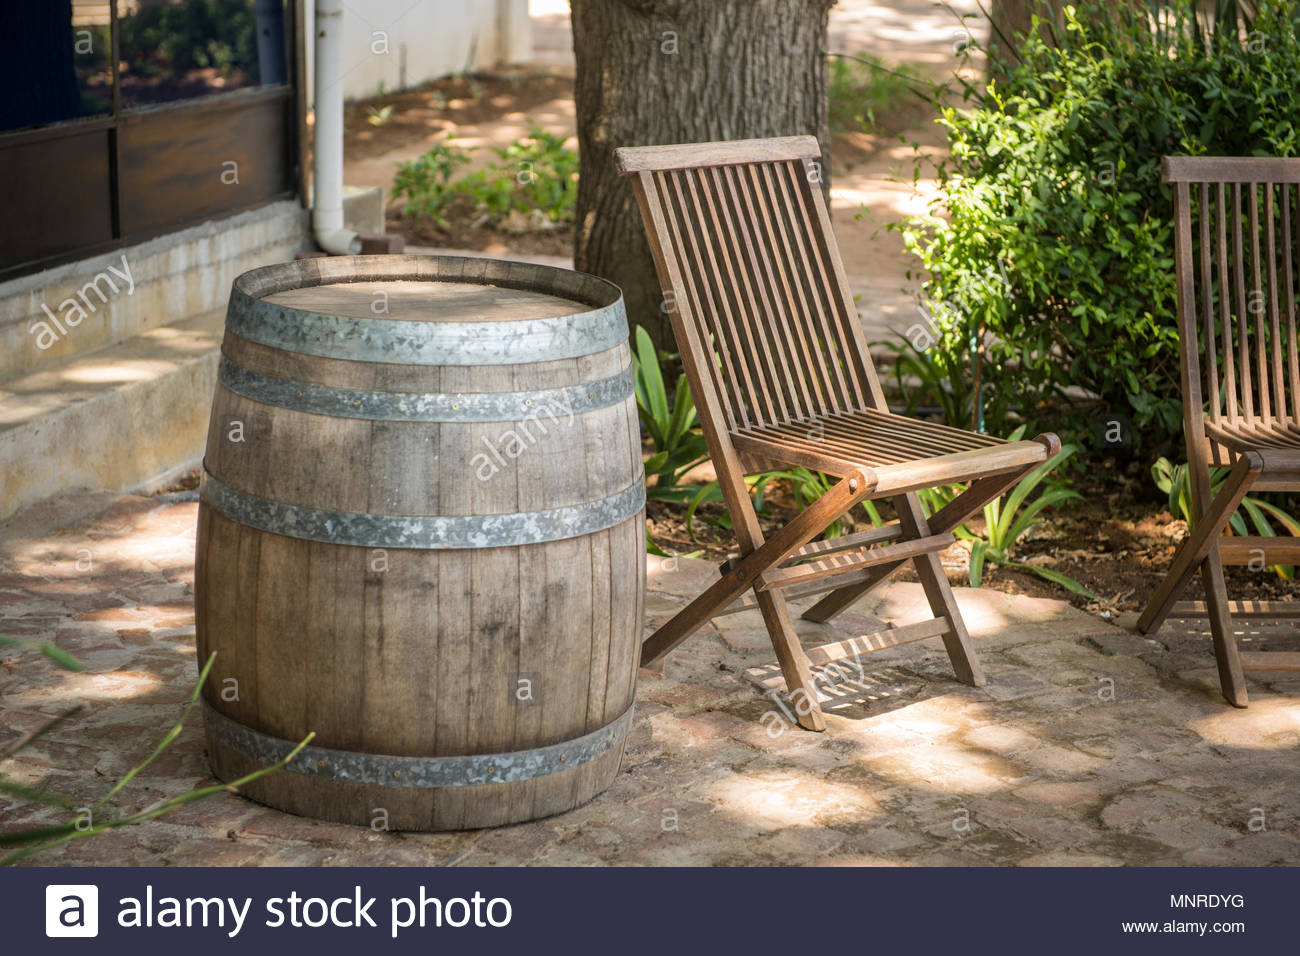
[572,0,834,351]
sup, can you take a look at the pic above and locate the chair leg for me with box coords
[898,494,985,687]
[1201,550,1248,707]
[641,468,873,665]
[802,463,1040,624]
[642,469,872,731]
[1136,452,1262,636]
[755,589,826,732]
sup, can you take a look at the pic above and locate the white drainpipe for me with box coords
[312,0,361,255]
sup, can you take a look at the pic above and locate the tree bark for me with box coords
[572,0,834,351]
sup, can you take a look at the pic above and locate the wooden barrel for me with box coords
[194,255,645,831]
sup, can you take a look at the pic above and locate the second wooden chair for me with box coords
[1137,156,1300,706]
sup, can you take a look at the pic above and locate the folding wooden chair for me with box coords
[1137,157,1300,706]
[615,136,1059,731]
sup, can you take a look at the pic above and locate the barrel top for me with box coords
[264,279,582,323]
[226,254,628,366]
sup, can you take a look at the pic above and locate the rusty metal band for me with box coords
[199,471,645,549]
[225,258,628,366]
[202,700,633,788]
[218,356,633,423]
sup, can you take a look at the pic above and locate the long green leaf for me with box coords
[2,732,315,866]
[665,376,698,449]
[92,653,215,811]
[0,776,76,811]
[969,541,988,587]
[685,481,724,539]
[634,327,669,437]
[0,635,83,672]
[1005,561,1100,599]
[1000,487,1082,551]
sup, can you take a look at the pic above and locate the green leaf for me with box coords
[1010,562,1100,599]
[969,541,988,587]
[0,635,83,672]
[685,482,724,540]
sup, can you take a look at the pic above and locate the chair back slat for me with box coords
[1198,183,1221,419]
[1263,184,1284,416]
[715,163,816,420]
[1216,183,1238,425]
[660,167,762,427]
[773,160,873,413]
[1231,183,1255,421]
[734,164,827,416]
[1165,157,1300,448]
[1283,184,1300,417]
[618,137,885,434]
[695,165,794,423]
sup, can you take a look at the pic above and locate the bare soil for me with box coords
[386,204,574,258]
[344,70,574,161]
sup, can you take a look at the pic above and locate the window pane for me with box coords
[118,0,287,110]
[0,1,112,133]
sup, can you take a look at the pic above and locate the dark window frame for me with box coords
[0,0,302,283]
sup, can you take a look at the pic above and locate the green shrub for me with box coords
[897,0,1300,452]
[391,139,474,228]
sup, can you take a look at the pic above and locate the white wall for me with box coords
[305,0,533,103]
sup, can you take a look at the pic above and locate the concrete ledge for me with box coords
[0,308,223,523]
[0,188,383,383]
[0,203,303,382]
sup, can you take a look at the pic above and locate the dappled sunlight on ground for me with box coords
[1,493,1298,865]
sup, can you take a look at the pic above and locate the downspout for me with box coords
[312,0,360,255]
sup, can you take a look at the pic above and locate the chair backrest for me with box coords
[616,136,886,436]
[1165,156,1300,462]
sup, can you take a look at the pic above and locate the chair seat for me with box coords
[731,408,1050,495]
[1206,418,1300,452]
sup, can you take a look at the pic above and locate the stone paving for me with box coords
[1,491,1299,866]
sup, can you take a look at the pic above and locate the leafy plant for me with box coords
[631,326,709,503]
[488,126,579,223]
[0,646,310,865]
[1151,457,1299,578]
[918,428,1096,596]
[896,0,1300,451]
[391,138,476,229]
[392,125,578,231]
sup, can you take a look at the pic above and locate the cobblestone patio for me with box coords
[1,491,1298,866]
